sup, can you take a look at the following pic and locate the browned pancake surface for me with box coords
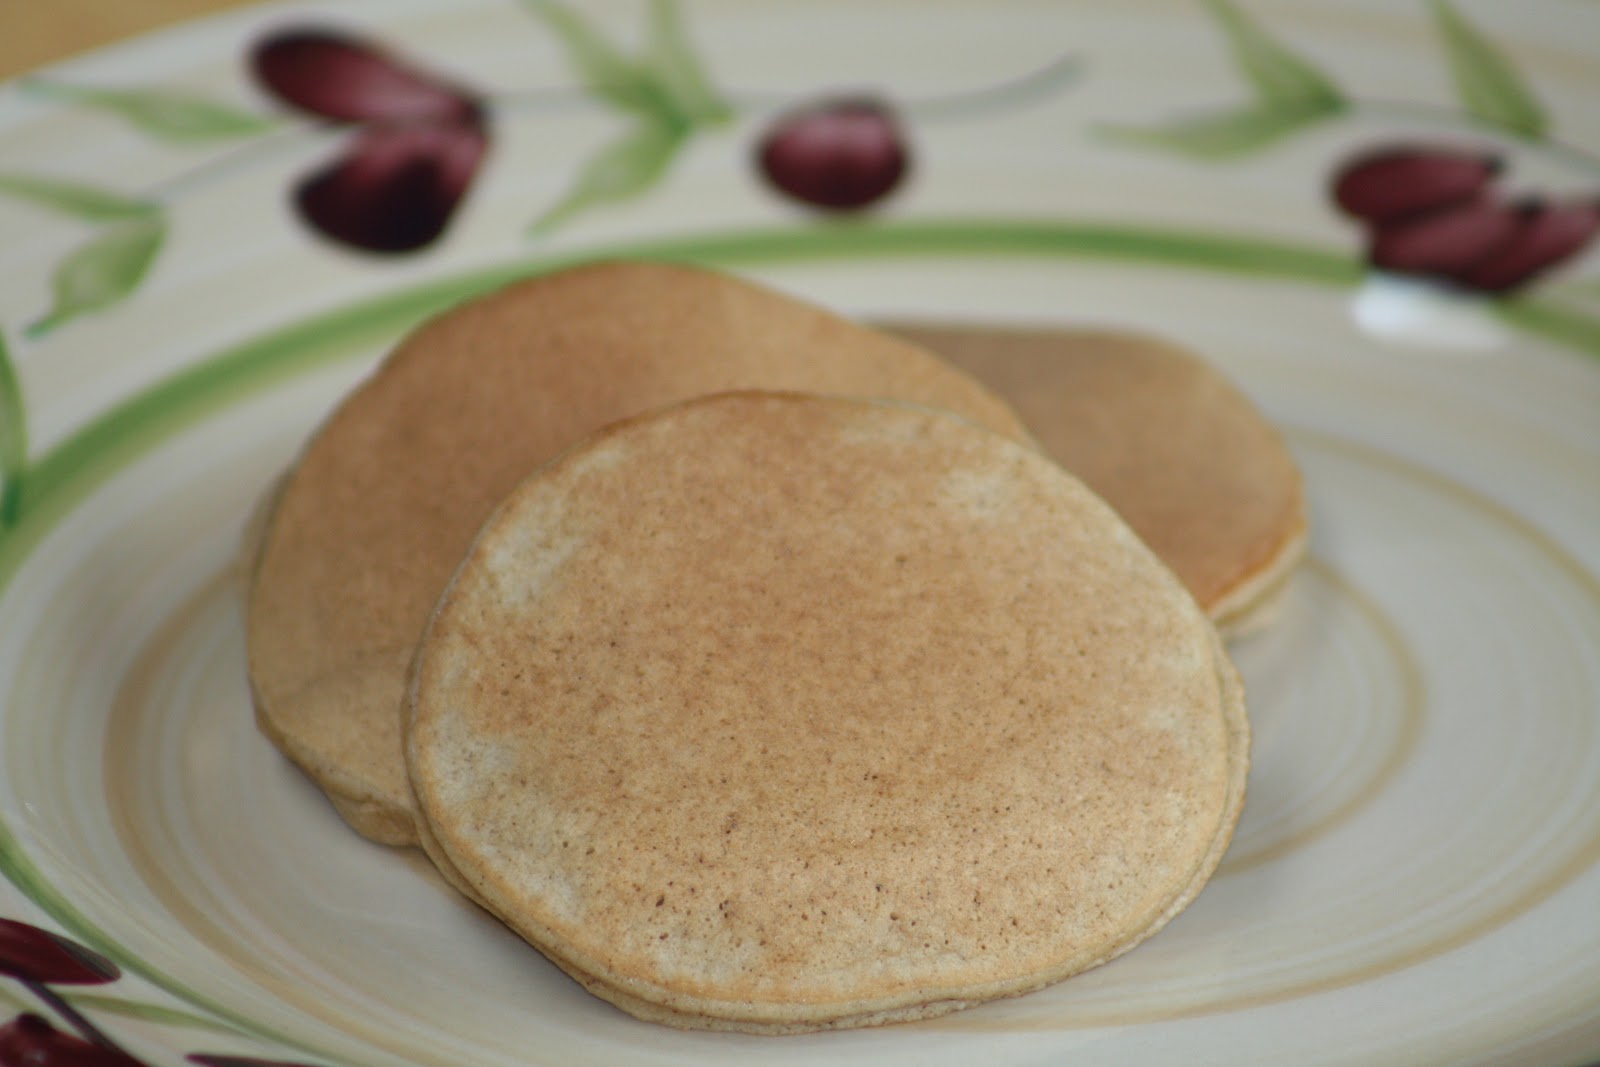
[407,392,1238,1031]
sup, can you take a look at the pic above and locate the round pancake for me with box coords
[884,323,1307,635]
[246,262,1032,845]
[406,391,1244,1032]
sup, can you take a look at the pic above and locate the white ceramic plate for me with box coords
[2,2,1599,1064]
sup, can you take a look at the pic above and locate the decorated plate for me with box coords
[2,1,1598,1064]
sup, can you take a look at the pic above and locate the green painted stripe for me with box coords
[70,992,254,1036]
[0,331,26,527]
[1496,297,1600,359]
[0,215,1596,1056]
[658,217,1367,283]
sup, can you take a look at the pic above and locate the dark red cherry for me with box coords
[1455,197,1600,292]
[757,97,909,211]
[1332,145,1502,224]
[1366,195,1525,279]
[251,29,479,124]
[295,119,488,253]
[0,1014,143,1066]
[0,920,118,986]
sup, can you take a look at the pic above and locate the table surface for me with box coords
[3,0,255,80]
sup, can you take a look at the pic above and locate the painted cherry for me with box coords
[1332,144,1502,224]
[251,29,479,124]
[1332,141,1600,295]
[296,120,488,253]
[1366,194,1526,279]
[249,27,487,254]
[0,920,118,987]
[1456,197,1600,292]
[757,97,909,211]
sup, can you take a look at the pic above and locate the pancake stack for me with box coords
[243,261,1294,1031]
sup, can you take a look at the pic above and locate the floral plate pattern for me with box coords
[1,1,1598,1064]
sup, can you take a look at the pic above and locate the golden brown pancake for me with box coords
[884,323,1307,634]
[406,392,1246,1032]
[246,263,1031,845]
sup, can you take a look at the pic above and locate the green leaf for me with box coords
[1429,0,1548,137]
[68,993,252,1036]
[0,173,157,222]
[1098,104,1329,159]
[1105,1,1344,161]
[642,0,731,125]
[29,217,166,336]
[25,80,278,143]
[1204,0,1345,112]
[0,329,24,527]
[529,117,686,234]
[519,0,665,116]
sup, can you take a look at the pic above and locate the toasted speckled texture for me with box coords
[885,323,1307,635]
[406,392,1244,1032]
[245,263,1032,845]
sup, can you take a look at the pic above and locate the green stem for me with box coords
[486,86,609,116]
[0,331,26,529]
[720,53,1084,121]
[880,54,1085,121]
[144,119,315,203]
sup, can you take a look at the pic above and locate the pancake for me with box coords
[245,262,1032,845]
[406,391,1246,1032]
[885,323,1307,634]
